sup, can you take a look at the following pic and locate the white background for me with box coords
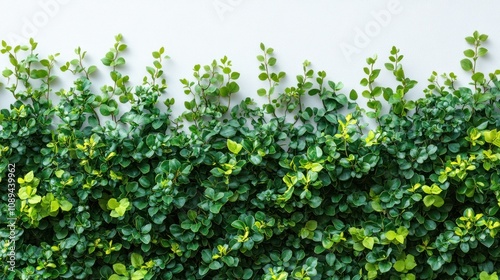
[0,0,499,117]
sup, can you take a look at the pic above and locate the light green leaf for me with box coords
[362,237,375,250]
[107,198,120,209]
[386,230,397,241]
[55,170,64,178]
[112,263,128,276]
[477,47,488,57]
[394,259,406,272]
[463,49,475,58]
[50,200,60,212]
[460,59,473,71]
[423,195,435,207]
[257,88,267,96]
[131,253,144,268]
[131,270,146,280]
[472,72,485,83]
[433,196,444,207]
[24,171,34,183]
[59,200,73,211]
[405,254,417,270]
[227,139,242,155]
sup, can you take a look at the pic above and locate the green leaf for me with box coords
[460,59,473,71]
[405,254,417,270]
[362,237,375,250]
[281,249,293,262]
[242,269,253,280]
[384,63,394,71]
[326,253,336,266]
[231,220,246,230]
[479,235,494,248]
[30,69,48,79]
[379,261,392,273]
[131,270,145,280]
[88,65,97,75]
[472,72,485,83]
[258,73,268,81]
[307,146,323,161]
[131,253,144,268]
[386,230,397,241]
[107,198,120,209]
[259,42,265,51]
[101,58,112,66]
[209,261,223,270]
[394,259,406,272]
[230,72,240,80]
[100,104,112,116]
[433,196,444,207]
[465,36,475,44]
[55,170,64,178]
[477,47,488,56]
[50,200,60,212]
[210,203,223,214]
[2,68,13,77]
[220,126,237,138]
[24,171,34,183]
[448,143,460,153]
[268,57,277,66]
[227,139,242,155]
[305,220,317,231]
[427,255,445,271]
[463,49,475,58]
[265,104,275,114]
[480,272,498,280]
[423,195,434,207]
[349,89,358,100]
[249,154,262,165]
[59,200,73,211]
[112,263,128,276]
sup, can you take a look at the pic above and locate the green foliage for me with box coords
[1,31,500,279]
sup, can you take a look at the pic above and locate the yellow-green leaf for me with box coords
[362,237,375,250]
[112,263,128,276]
[227,139,242,155]
[107,198,120,209]
[60,200,73,211]
[25,171,35,182]
[55,170,64,178]
[50,200,60,212]
[386,230,397,241]
[131,252,144,269]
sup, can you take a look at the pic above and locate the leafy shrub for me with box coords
[0,31,499,279]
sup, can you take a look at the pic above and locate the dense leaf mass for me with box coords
[1,32,500,279]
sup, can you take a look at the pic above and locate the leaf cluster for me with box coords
[1,31,500,279]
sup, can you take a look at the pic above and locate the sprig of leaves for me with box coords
[257,43,286,116]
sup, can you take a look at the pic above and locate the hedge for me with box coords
[1,31,500,279]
